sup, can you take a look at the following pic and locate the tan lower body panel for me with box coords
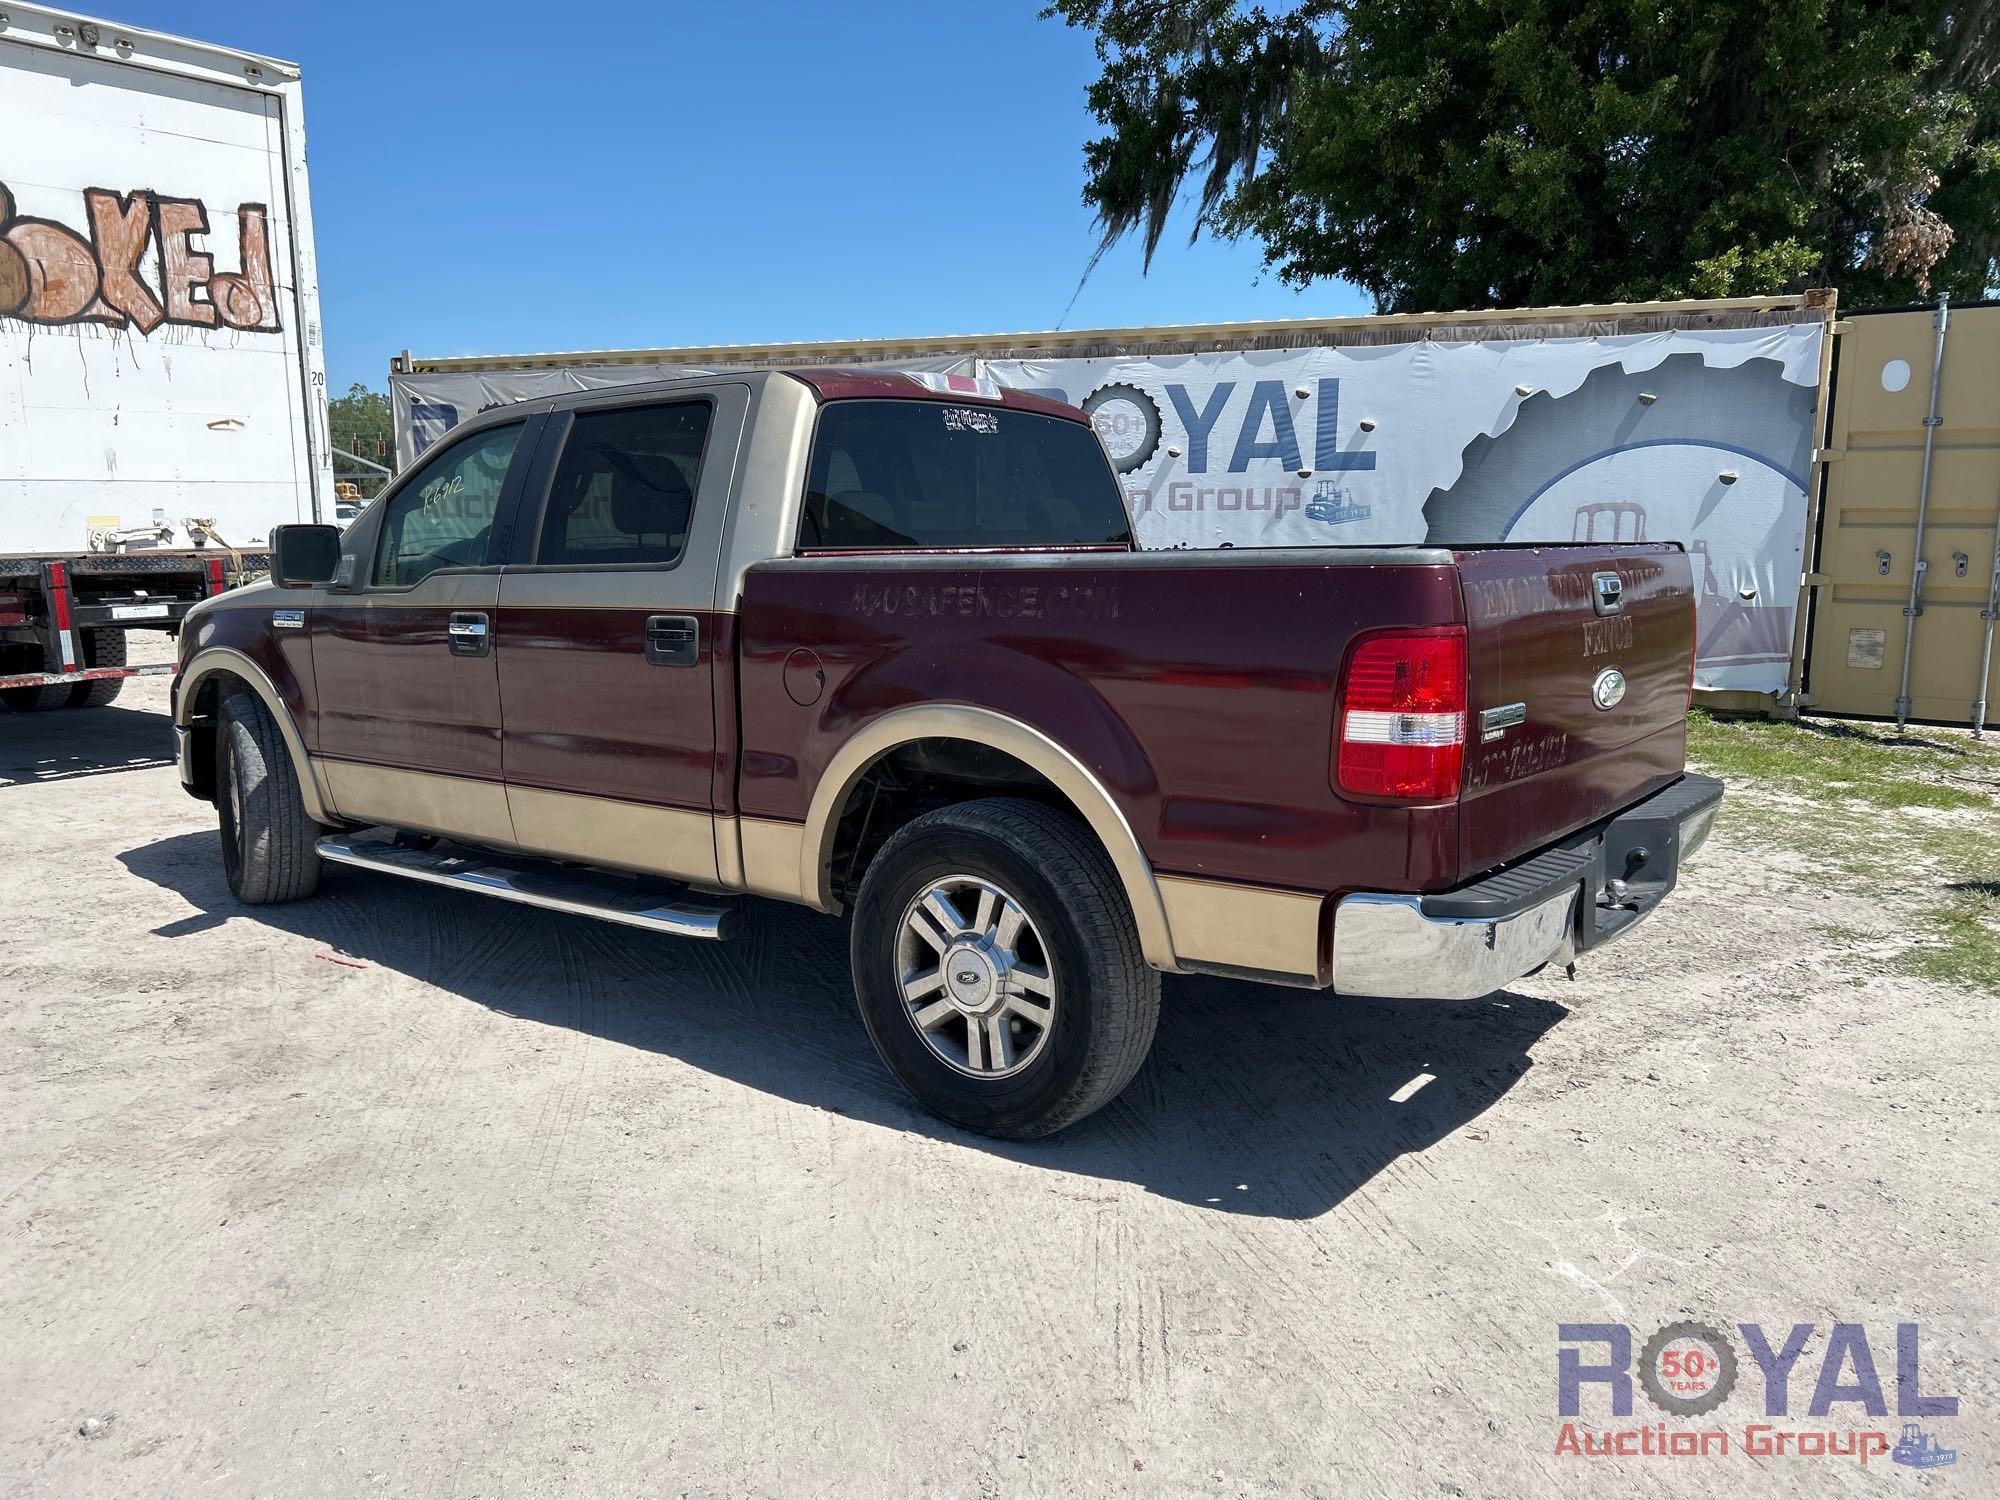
[738,816,814,905]
[507,785,719,884]
[746,821,1323,971]
[314,763,1321,977]
[321,762,724,885]
[317,759,515,847]
[1157,874,1326,983]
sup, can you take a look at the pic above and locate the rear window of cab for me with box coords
[799,399,1134,552]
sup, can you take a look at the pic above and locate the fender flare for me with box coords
[801,703,1178,971]
[176,647,335,824]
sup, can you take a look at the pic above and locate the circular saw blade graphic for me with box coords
[1421,353,1814,541]
[1420,353,1815,666]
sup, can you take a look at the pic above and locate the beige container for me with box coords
[1806,304,2000,728]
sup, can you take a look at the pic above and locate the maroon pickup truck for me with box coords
[171,370,1720,1136]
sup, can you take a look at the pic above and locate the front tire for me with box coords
[849,798,1160,1138]
[217,689,321,904]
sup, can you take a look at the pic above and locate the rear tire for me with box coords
[0,643,69,713]
[217,688,321,904]
[68,628,126,708]
[849,797,1160,1139]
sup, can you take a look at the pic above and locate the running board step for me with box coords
[316,829,738,941]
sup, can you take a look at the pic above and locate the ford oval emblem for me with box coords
[1592,667,1628,711]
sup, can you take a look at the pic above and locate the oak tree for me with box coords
[1048,1,1999,309]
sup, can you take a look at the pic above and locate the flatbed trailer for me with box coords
[0,549,265,706]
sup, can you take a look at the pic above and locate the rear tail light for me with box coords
[204,557,227,596]
[1335,626,1467,800]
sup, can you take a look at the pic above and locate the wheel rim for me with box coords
[895,874,1057,1079]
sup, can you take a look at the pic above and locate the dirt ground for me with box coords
[2,636,1992,1498]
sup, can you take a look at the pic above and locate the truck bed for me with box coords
[737,541,1694,897]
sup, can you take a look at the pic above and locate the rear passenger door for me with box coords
[495,387,749,883]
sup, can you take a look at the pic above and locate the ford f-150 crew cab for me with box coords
[171,369,1722,1137]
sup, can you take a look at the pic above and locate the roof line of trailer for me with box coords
[1,3,299,84]
[395,293,1827,376]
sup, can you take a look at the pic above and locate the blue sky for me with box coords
[102,0,1369,393]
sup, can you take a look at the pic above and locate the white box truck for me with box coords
[1,3,328,709]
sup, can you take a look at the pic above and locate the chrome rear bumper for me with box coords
[1329,773,1722,999]
[1331,886,1581,1000]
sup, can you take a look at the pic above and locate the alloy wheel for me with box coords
[894,874,1057,1078]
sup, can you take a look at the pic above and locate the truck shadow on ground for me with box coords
[0,702,173,789]
[121,830,1567,1222]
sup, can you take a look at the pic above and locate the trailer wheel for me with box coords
[217,689,321,904]
[68,628,127,709]
[0,645,70,713]
[849,797,1160,1139]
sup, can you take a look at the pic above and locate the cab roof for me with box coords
[781,369,1087,422]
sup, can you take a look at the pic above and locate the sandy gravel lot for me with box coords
[2,639,1992,1497]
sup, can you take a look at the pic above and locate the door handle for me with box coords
[448,611,491,657]
[645,614,699,668]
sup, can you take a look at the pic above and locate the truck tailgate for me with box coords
[1456,544,1694,876]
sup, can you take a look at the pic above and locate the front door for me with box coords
[312,417,534,844]
[495,387,748,883]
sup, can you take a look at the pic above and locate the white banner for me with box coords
[986,326,1822,693]
[392,322,1822,693]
